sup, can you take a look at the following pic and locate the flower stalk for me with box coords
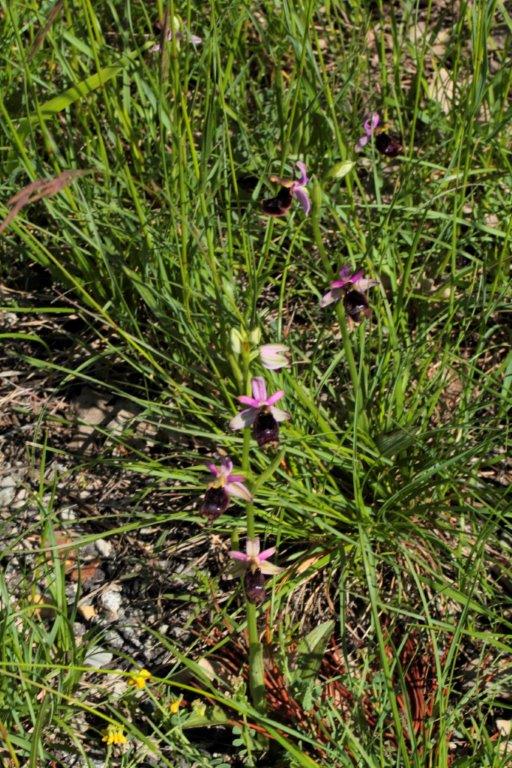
[239,351,266,711]
[336,301,369,433]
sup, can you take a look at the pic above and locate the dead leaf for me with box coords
[0,170,87,235]
[78,603,97,621]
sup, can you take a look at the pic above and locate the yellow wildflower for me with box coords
[169,696,183,715]
[128,668,152,689]
[102,724,127,746]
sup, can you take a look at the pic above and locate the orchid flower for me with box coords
[201,458,252,521]
[230,377,289,448]
[320,265,378,308]
[357,112,380,148]
[259,343,290,370]
[150,17,202,52]
[262,161,311,216]
[229,537,282,604]
[229,537,282,575]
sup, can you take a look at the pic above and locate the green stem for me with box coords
[336,303,368,435]
[240,350,266,712]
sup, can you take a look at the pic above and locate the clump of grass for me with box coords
[0,0,511,765]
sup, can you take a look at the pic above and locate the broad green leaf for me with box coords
[16,65,123,141]
[294,620,334,683]
[328,160,355,179]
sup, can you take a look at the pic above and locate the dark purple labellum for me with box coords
[252,407,279,448]
[375,132,402,157]
[261,187,292,217]
[244,568,266,605]
[344,289,372,322]
[201,486,229,521]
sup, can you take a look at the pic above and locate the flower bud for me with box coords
[260,343,290,370]
[230,327,243,356]
[249,327,261,345]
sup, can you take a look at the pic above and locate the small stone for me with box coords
[84,646,113,668]
[95,538,113,557]
[0,476,17,507]
[100,588,122,619]
[60,506,76,521]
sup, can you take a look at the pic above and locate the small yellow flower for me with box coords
[169,696,183,715]
[128,668,151,689]
[102,724,128,746]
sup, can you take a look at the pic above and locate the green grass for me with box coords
[0,0,511,765]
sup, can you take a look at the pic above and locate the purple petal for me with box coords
[220,458,233,474]
[229,408,258,430]
[266,390,285,406]
[330,278,351,289]
[291,185,311,215]
[238,395,260,407]
[229,550,249,561]
[269,406,289,423]
[260,343,289,355]
[226,481,253,501]
[295,161,309,186]
[338,265,352,278]
[189,34,202,45]
[364,112,380,134]
[251,377,267,403]
[227,473,246,483]
[357,135,369,148]
[330,269,364,290]
[258,546,276,561]
[320,289,340,308]
[208,463,220,477]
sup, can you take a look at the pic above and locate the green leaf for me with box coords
[294,620,334,683]
[39,66,123,118]
[375,428,416,458]
[328,160,356,179]
[501,350,512,404]
[16,65,123,140]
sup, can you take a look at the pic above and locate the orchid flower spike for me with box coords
[357,112,380,148]
[230,377,289,448]
[201,458,252,521]
[260,343,290,370]
[229,537,282,604]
